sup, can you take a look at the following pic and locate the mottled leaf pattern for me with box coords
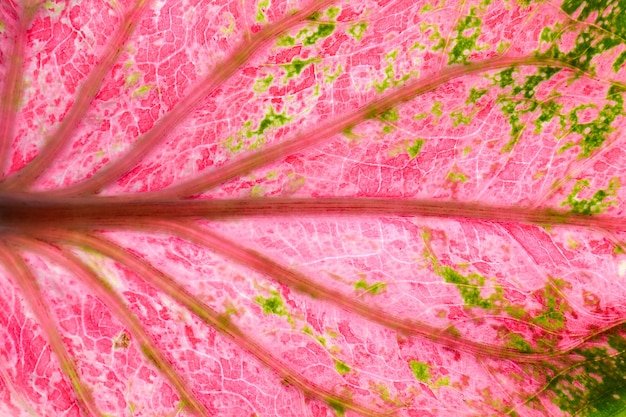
[0,0,625,416]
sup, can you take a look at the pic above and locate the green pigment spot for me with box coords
[562,177,621,215]
[354,278,387,295]
[282,58,316,78]
[409,360,431,382]
[254,291,288,316]
[253,74,273,93]
[347,23,367,41]
[407,139,424,158]
[335,360,351,375]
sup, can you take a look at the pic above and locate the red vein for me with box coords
[41,0,337,197]
[0,1,41,179]
[0,241,105,417]
[0,195,623,232]
[44,228,396,417]
[15,235,211,417]
[0,0,153,191]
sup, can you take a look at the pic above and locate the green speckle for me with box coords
[276,35,296,47]
[125,72,142,88]
[354,278,387,295]
[253,74,273,93]
[386,49,398,60]
[380,108,399,122]
[327,6,341,19]
[409,360,431,382]
[407,139,424,159]
[562,85,624,157]
[374,64,395,93]
[531,278,571,331]
[513,66,562,99]
[347,22,367,41]
[282,58,315,78]
[303,23,335,46]
[450,108,476,126]
[613,50,626,73]
[317,336,326,346]
[446,171,468,183]
[540,326,626,416]
[254,290,288,316]
[324,64,343,83]
[441,266,493,309]
[496,41,510,53]
[326,398,345,416]
[562,177,621,215]
[334,360,351,375]
[255,0,270,23]
[431,101,443,119]
[448,12,483,64]
[492,67,517,89]
[534,100,563,133]
[132,84,153,98]
[254,106,291,135]
[434,376,450,386]
[466,87,487,104]
[505,333,533,353]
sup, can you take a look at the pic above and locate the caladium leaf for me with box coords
[1,0,626,416]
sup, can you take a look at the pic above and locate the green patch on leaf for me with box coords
[281,22,336,47]
[282,58,316,79]
[374,64,406,93]
[466,87,487,104]
[407,139,425,159]
[447,11,484,64]
[440,266,497,309]
[254,290,288,316]
[334,360,351,375]
[505,333,533,353]
[561,177,621,215]
[255,0,270,23]
[545,0,626,74]
[409,360,431,382]
[326,398,346,416]
[324,64,343,83]
[561,85,624,157]
[613,50,626,73]
[491,67,517,89]
[531,278,571,332]
[124,72,142,88]
[132,84,154,98]
[253,74,273,93]
[347,22,367,41]
[434,376,449,386]
[255,106,291,135]
[446,171,468,184]
[379,108,399,122]
[354,278,387,295]
[450,108,477,126]
[327,6,341,19]
[431,101,443,119]
[541,326,626,416]
[534,100,564,133]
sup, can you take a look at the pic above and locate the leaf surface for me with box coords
[1,0,626,416]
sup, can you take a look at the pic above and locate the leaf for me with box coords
[1,0,626,416]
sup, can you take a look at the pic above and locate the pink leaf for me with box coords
[1,0,626,416]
